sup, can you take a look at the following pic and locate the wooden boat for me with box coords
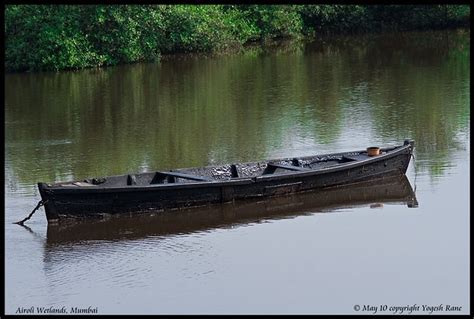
[46,175,417,246]
[38,140,414,223]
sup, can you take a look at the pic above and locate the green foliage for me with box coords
[79,6,165,65]
[236,5,303,40]
[158,5,238,52]
[365,5,470,31]
[299,5,371,34]
[5,5,165,71]
[5,4,470,72]
[6,6,101,71]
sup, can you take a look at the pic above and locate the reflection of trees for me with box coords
[303,29,469,179]
[5,40,345,188]
[364,30,470,178]
[5,29,469,190]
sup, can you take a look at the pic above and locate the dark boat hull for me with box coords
[38,141,414,223]
[46,175,418,246]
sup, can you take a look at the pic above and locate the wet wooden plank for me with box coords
[157,171,213,182]
[267,163,310,172]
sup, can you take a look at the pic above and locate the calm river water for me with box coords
[5,29,470,315]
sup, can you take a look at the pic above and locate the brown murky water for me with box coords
[5,29,469,314]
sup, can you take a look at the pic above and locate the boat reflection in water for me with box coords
[46,175,418,247]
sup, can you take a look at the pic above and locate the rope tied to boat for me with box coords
[13,200,48,225]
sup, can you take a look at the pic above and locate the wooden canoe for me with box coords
[38,140,414,223]
[45,175,417,245]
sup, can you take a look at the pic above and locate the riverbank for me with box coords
[5,5,470,72]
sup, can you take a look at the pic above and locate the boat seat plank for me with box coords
[341,154,369,162]
[267,163,309,171]
[262,162,311,175]
[62,182,95,187]
[230,164,239,178]
[157,171,213,182]
[127,174,137,185]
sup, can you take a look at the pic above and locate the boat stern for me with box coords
[402,139,415,174]
[404,139,415,151]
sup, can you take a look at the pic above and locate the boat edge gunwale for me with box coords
[39,141,413,194]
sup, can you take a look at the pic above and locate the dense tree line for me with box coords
[5,5,470,72]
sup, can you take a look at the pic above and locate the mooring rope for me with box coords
[13,200,48,225]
